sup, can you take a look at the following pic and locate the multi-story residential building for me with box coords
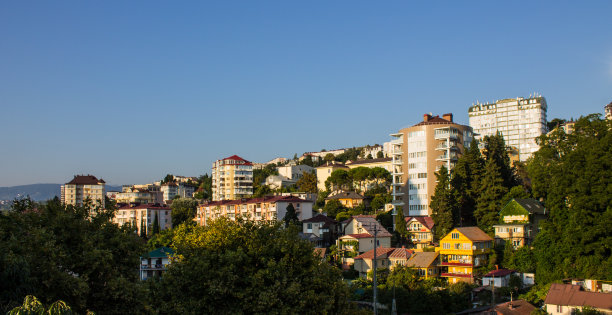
[353,247,414,278]
[194,195,312,226]
[278,164,314,181]
[212,155,253,201]
[438,227,493,284]
[160,182,195,202]
[140,247,174,280]
[111,185,163,205]
[113,203,172,235]
[493,198,547,248]
[361,144,384,159]
[315,162,349,192]
[468,96,547,161]
[301,214,339,247]
[390,113,473,217]
[405,216,435,249]
[606,101,612,120]
[60,175,106,208]
[253,157,288,170]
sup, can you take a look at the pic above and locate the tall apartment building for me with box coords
[212,155,253,201]
[160,182,195,202]
[390,114,473,217]
[605,101,612,120]
[110,185,163,205]
[468,96,547,161]
[60,175,106,208]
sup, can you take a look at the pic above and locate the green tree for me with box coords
[430,166,457,240]
[450,139,485,226]
[194,174,213,200]
[152,218,351,314]
[325,169,352,191]
[394,210,408,245]
[296,171,317,193]
[324,153,335,162]
[8,295,75,315]
[483,132,516,188]
[474,158,508,233]
[323,200,345,219]
[152,212,160,235]
[502,241,515,268]
[530,115,612,284]
[501,185,531,208]
[366,153,373,159]
[376,151,384,158]
[349,167,370,192]
[170,197,199,226]
[283,203,299,227]
[0,198,146,314]
[161,174,174,184]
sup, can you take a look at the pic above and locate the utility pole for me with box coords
[373,224,378,315]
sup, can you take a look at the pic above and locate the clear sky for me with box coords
[1,1,611,186]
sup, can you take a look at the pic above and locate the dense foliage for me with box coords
[150,218,352,314]
[529,115,612,283]
[170,197,199,226]
[0,198,147,314]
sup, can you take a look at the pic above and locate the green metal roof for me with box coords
[145,246,174,258]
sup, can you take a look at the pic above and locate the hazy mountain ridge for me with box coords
[0,184,122,201]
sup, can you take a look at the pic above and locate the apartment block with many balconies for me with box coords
[211,155,253,201]
[60,175,106,208]
[468,96,547,161]
[390,113,473,218]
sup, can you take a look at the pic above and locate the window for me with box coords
[443,243,450,249]
[307,223,312,229]
[451,233,460,239]
[454,243,461,249]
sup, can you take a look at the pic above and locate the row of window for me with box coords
[408,173,427,179]
[409,183,427,190]
[408,151,427,158]
[408,162,427,169]
[408,204,428,210]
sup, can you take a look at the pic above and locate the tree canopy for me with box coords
[151,218,351,314]
[170,197,199,226]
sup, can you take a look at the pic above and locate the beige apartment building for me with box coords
[212,155,253,201]
[194,195,313,226]
[390,113,473,217]
[468,96,547,161]
[111,185,163,205]
[113,203,172,235]
[60,175,106,208]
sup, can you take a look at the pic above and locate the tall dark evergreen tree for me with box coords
[450,139,485,226]
[140,220,146,238]
[429,166,457,240]
[394,209,408,246]
[483,132,516,189]
[474,158,508,233]
[152,212,160,235]
[283,203,299,227]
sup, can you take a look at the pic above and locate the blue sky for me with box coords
[1,1,611,186]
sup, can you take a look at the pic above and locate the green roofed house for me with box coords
[140,246,174,280]
[493,198,547,248]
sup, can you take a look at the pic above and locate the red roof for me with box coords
[484,269,516,278]
[302,214,338,224]
[544,283,612,310]
[66,175,105,185]
[118,203,171,210]
[412,115,452,127]
[405,216,435,230]
[220,155,252,165]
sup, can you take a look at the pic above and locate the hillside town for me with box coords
[3,98,609,314]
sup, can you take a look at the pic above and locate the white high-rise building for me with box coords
[468,96,547,161]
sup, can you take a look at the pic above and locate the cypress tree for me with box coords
[430,166,457,240]
[451,139,485,226]
[483,132,516,189]
[474,158,508,233]
[394,208,408,246]
[153,212,160,235]
[140,220,146,238]
[283,203,299,227]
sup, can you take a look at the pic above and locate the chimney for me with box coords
[423,114,432,122]
[443,113,453,122]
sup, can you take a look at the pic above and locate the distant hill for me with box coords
[0,184,123,202]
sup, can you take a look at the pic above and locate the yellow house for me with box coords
[405,252,440,279]
[315,162,349,192]
[325,191,366,208]
[438,227,493,284]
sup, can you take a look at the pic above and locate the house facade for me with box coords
[493,198,547,248]
[438,227,493,284]
[405,216,435,248]
[325,190,366,209]
[337,215,392,268]
[315,162,349,192]
[140,247,174,280]
[353,247,414,278]
[301,214,339,247]
[544,283,612,315]
[404,251,440,279]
